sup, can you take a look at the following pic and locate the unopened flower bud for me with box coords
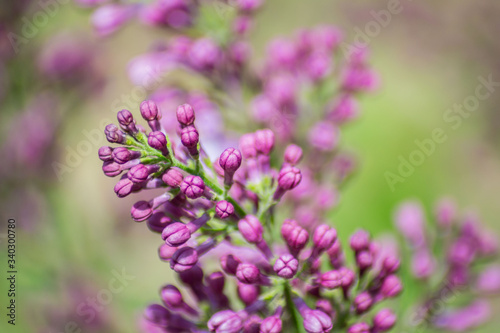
[274,254,299,279]
[313,224,337,252]
[102,161,122,177]
[140,100,160,121]
[180,175,205,199]
[113,147,141,164]
[176,103,195,126]
[219,148,242,186]
[162,168,184,187]
[148,131,169,155]
[354,292,373,314]
[380,275,403,298]
[284,144,303,166]
[208,310,243,333]
[238,215,263,244]
[260,315,282,333]
[237,283,260,306]
[114,178,135,198]
[206,272,225,294]
[171,247,198,272]
[236,263,260,284]
[98,146,114,161]
[319,270,342,289]
[105,124,126,144]
[128,164,160,184]
[255,129,275,155]
[162,222,191,247]
[302,309,332,333]
[350,230,371,253]
[216,200,234,219]
[131,200,153,222]
[373,309,396,332]
[347,323,370,333]
[180,125,199,156]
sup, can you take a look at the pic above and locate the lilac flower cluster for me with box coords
[100,102,402,333]
[395,200,500,332]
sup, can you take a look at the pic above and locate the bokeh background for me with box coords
[1,0,500,332]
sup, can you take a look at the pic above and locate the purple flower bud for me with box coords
[180,125,199,155]
[395,201,426,247]
[236,0,262,12]
[239,133,257,158]
[91,4,135,37]
[114,178,136,198]
[302,309,333,333]
[148,131,169,155]
[255,129,275,155]
[160,284,184,309]
[176,103,195,126]
[236,263,260,284]
[98,146,114,161]
[171,247,198,272]
[347,323,370,333]
[319,270,342,289]
[158,243,177,261]
[162,168,184,187]
[140,100,160,121]
[354,292,373,314]
[282,220,309,255]
[448,239,475,266]
[304,51,332,81]
[372,309,396,332]
[380,275,403,298]
[104,124,126,144]
[206,272,225,294]
[238,215,264,244]
[220,254,241,275]
[350,230,371,252]
[102,161,122,177]
[189,38,221,71]
[274,254,299,279]
[117,109,137,133]
[180,175,205,199]
[356,251,373,271]
[338,267,355,289]
[315,300,334,317]
[260,315,282,333]
[308,122,339,151]
[278,166,302,190]
[313,225,338,252]
[327,94,359,123]
[433,300,490,331]
[411,250,436,279]
[220,148,243,174]
[381,255,400,275]
[237,282,260,306]
[208,310,243,333]
[162,222,191,247]
[113,147,141,164]
[284,144,303,166]
[476,265,500,292]
[144,304,170,327]
[131,200,153,222]
[216,200,234,219]
[128,164,160,184]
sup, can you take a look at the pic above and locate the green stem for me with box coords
[284,282,306,333]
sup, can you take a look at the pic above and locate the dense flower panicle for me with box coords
[90,2,498,332]
[396,199,499,331]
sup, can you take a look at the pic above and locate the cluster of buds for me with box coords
[99,102,402,333]
[395,199,500,331]
[80,0,263,38]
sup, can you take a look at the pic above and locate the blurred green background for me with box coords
[1,0,500,332]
